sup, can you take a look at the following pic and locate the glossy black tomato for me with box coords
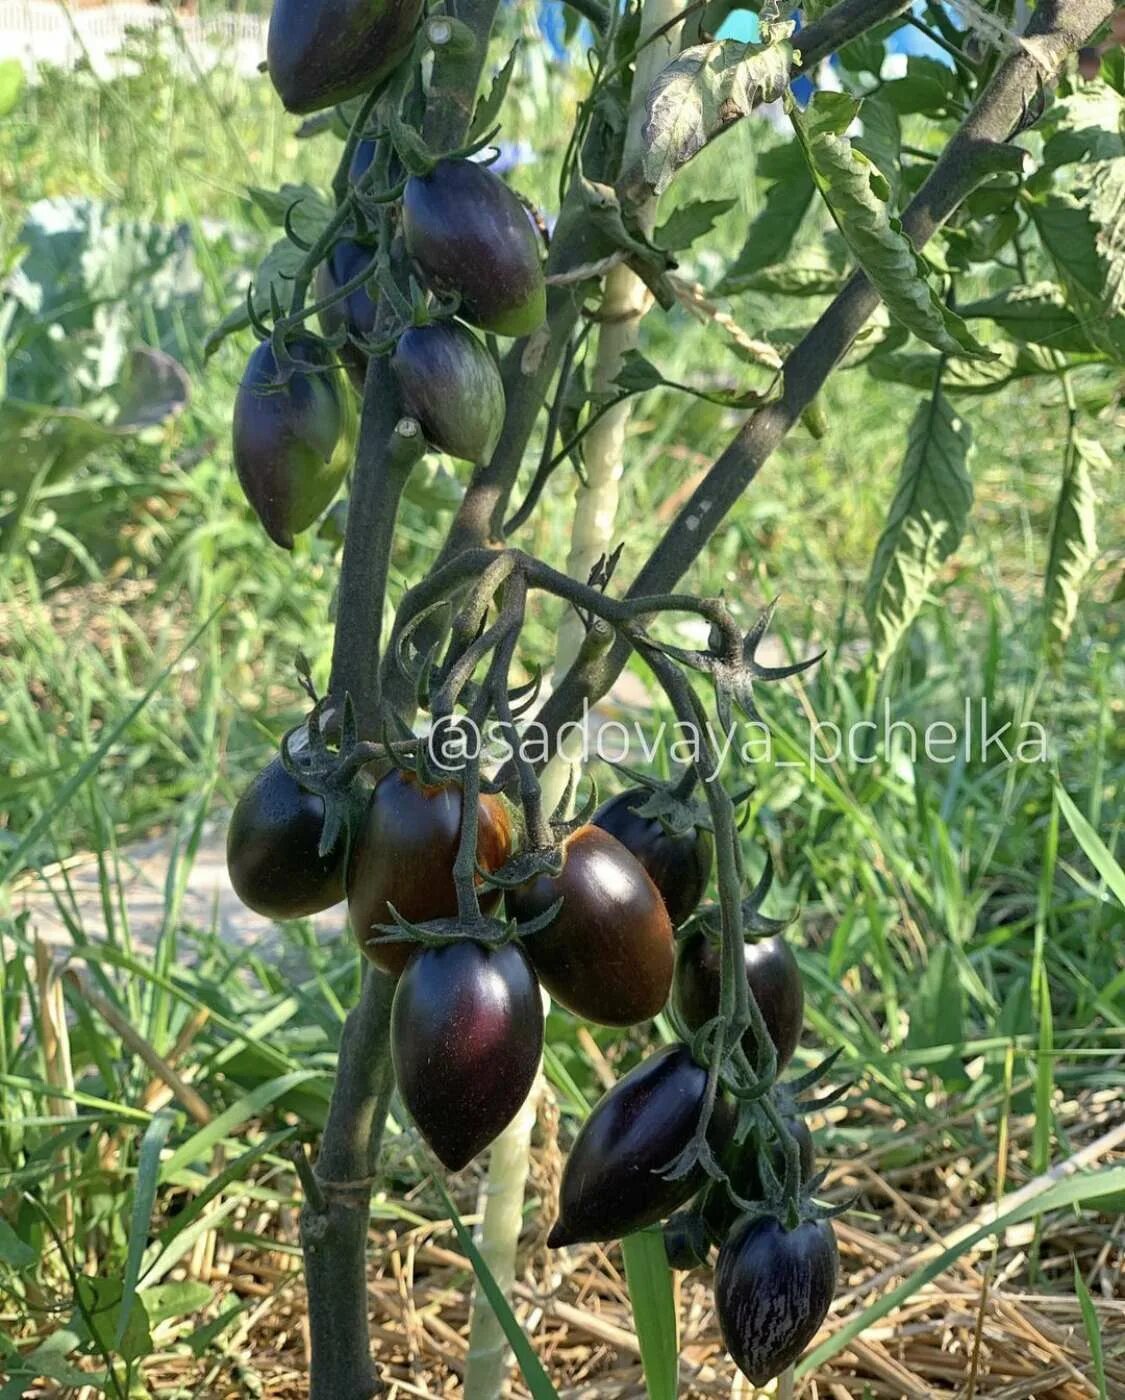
[548,1045,733,1247]
[316,239,377,390]
[232,338,346,549]
[506,825,674,1027]
[347,769,512,976]
[402,159,546,338]
[226,757,345,920]
[391,940,543,1170]
[716,1215,838,1384]
[592,789,713,927]
[391,321,505,464]
[267,0,423,114]
[703,1117,816,1238]
[673,931,803,1071]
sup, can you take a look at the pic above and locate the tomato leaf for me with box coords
[1031,160,1125,363]
[1043,433,1103,664]
[641,28,792,195]
[471,43,521,141]
[792,92,998,360]
[719,157,815,292]
[864,382,973,670]
[654,198,736,251]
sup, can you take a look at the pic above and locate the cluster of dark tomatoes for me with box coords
[230,137,547,548]
[227,758,837,1384]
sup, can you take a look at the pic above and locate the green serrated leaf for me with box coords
[471,44,521,140]
[655,198,737,251]
[853,91,902,202]
[642,31,793,195]
[959,282,1098,354]
[719,162,814,290]
[1031,159,1125,363]
[792,93,995,360]
[1041,82,1125,169]
[246,183,333,242]
[1044,434,1102,664]
[614,350,664,394]
[864,382,973,669]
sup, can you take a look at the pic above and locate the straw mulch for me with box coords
[120,1086,1124,1400]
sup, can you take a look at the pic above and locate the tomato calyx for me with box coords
[602,761,712,841]
[680,848,795,944]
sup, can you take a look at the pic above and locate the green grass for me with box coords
[1,14,1122,1395]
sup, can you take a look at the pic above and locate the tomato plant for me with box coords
[215,0,1114,1389]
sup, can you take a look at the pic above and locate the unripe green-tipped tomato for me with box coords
[716,1216,838,1384]
[315,239,377,391]
[548,1044,733,1247]
[266,0,423,114]
[226,757,345,920]
[673,931,804,1071]
[592,788,713,927]
[346,769,512,976]
[402,159,546,338]
[505,825,674,1027]
[391,940,543,1171]
[391,321,506,465]
[232,338,347,549]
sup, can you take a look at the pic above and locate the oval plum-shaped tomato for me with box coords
[716,1215,838,1384]
[402,159,546,338]
[548,1044,733,1247]
[391,940,543,1170]
[347,769,512,976]
[592,789,713,927]
[267,0,423,115]
[316,239,377,390]
[232,338,346,549]
[703,1117,815,1238]
[392,320,505,464]
[226,757,345,920]
[673,931,803,1071]
[506,825,673,1027]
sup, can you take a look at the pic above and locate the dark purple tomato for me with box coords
[347,769,512,976]
[226,757,345,920]
[316,238,377,390]
[391,940,543,1170]
[267,0,423,114]
[673,931,803,1071]
[402,158,546,338]
[716,1215,838,1384]
[548,1045,733,1247]
[232,338,346,549]
[506,825,674,1027]
[703,1117,815,1238]
[592,788,713,927]
[392,321,505,464]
